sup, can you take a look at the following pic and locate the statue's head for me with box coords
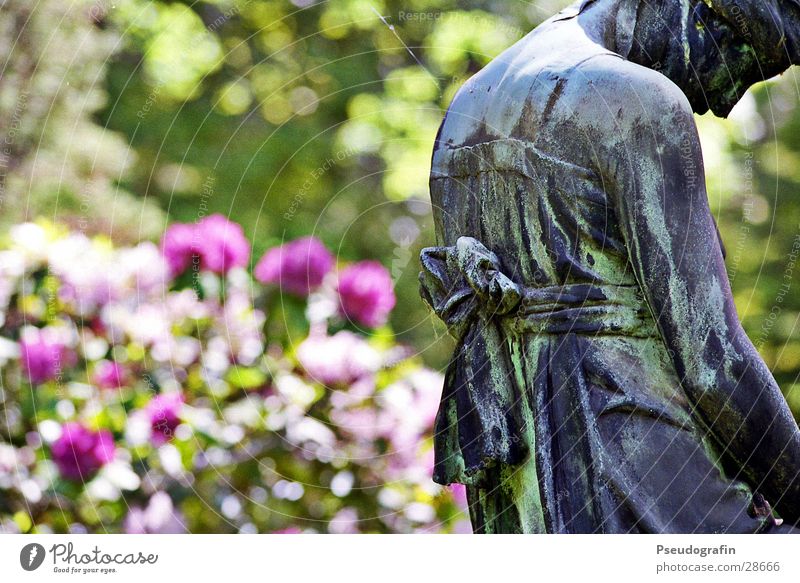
[619,0,800,115]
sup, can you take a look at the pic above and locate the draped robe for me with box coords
[419,10,800,533]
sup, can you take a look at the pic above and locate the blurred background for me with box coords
[1,0,800,533]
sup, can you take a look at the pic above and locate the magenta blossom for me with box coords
[51,422,115,482]
[19,328,73,385]
[146,393,184,445]
[160,215,250,277]
[161,223,197,277]
[196,214,250,274]
[336,261,396,327]
[254,236,333,296]
[93,360,125,390]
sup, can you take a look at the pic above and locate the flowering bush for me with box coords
[0,219,468,534]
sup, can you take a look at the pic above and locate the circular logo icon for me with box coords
[19,543,46,571]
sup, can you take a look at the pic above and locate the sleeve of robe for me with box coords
[602,70,800,525]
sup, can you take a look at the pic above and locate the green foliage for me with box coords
[0,0,166,242]
[98,0,539,366]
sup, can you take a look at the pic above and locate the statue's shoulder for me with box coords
[438,29,694,147]
[570,54,695,126]
[484,33,693,119]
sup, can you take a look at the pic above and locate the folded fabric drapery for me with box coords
[419,236,658,487]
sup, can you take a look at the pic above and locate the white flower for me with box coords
[48,233,117,314]
[274,373,318,409]
[0,337,20,369]
[116,242,168,296]
[10,222,52,267]
[0,250,24,326]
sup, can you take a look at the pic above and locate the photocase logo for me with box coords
[19,543,46,571]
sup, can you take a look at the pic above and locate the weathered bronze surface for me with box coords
[420,0,800,533]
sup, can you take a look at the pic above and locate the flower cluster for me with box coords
[0,219,467,534]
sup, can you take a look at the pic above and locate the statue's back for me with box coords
[421,12,792,534]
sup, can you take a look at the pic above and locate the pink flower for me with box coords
[124,492,185,534]
[19,328,73,385]
[196,214,250,275]
[329,407,382,443]
[161,223,196,277]
[146,393,184,445]
[272,526,302,534]
[450,484,468,509]
[51,422,115,482]
[93,360,125,389]
[336,261,396,327]
[328,507,360,534]
[160,215,250,277]
[254,237,333,296]
[296,331,380,386]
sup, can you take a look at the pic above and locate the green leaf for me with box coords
[226,366,267,390]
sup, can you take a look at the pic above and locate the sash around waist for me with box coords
[419,237,658,339]
[420,237,660,486]
[504,282,655,336]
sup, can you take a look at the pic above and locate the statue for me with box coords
[420,0,800,533]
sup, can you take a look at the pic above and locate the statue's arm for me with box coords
[599,67,800,523]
